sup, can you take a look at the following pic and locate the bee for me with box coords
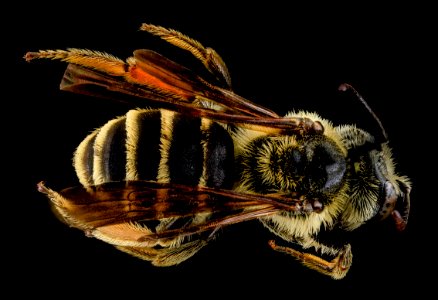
[25,24,411,279]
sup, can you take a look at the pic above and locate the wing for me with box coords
[25,25,324,135]
[37,180,313,244]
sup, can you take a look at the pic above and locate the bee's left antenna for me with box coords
[338,83,388,142]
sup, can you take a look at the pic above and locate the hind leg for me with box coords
[116,239,208,266]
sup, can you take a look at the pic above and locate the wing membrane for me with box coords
[27,46,324,134]
[58,49,279,118]
[61,63,318,132]
[38,180,305,239]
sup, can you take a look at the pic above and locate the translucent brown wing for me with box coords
[26,48,323,134]
[38,180,308,241]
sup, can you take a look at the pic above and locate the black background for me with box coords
[7,2,434,297]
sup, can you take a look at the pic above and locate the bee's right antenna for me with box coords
[338,83,388,142]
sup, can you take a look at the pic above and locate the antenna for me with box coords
[338,83,388,141]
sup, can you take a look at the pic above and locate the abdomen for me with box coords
[73,108,235,189]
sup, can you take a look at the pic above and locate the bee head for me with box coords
[338,83,411,231]
[370,143,411,231]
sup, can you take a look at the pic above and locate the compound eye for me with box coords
[378,181,397,220]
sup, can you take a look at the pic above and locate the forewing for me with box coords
[56,48,280,118]
[38,180,305,241]
[61,63,318,133]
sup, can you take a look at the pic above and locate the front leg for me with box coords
[268,240,352,280]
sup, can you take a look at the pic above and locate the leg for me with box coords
[140,24,232,89]
[116,239,208,266]
[268,240,352,280]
